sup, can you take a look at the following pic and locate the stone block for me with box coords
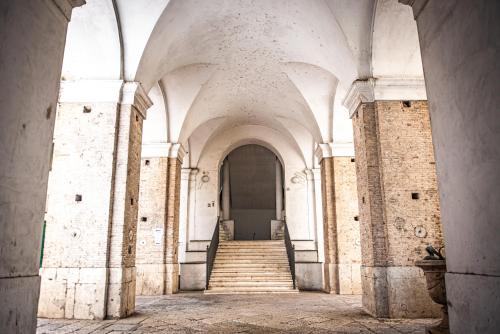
[180,263,206,290]
[296,262,323,290]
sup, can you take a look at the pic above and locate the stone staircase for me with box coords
[205,240,298,294]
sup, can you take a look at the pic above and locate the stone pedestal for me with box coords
[416,260,449,334]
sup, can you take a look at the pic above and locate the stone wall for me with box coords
[39,101,120,320]
[321,157,339,293]
[39,89,146,319]
[136,158,169,295]
[334,157,362,295]
[352,100,443,318]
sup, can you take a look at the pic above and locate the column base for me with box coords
[0,275,40,334]
[446,272,500,333]
[165,263,179,294]
[106,266,136,318]
[38,267,107,319]
[323,263,340,293]
[136,264,166,296]
[361,265,441,318]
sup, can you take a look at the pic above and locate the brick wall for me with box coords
[136,157,169,295]
[352,100,443,318]
[334,157,362,294]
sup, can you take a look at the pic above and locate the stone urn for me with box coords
[415,259,449,334]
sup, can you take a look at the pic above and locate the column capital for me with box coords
[51,0,86,21]
[343,79,376,118]
[304,169,314,180]
[121,82,153,119]
[141,142,186,161]
[343,77,427,118]
[399,0,430,20]
[315,142,355,162]
[168,143,186,163]
[315,143,333,163]
[58,80,153,119]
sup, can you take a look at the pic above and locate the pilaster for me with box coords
[316,146,340,294]
[349,95,443,317]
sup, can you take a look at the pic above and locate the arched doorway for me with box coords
[220,144,284,240]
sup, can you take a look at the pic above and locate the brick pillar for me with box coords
[346,80,444,317]
[106,82,150,318]
[38,81,151,320]
[317,146,340,294]
[136,157,169,296]
[165,146,184,294]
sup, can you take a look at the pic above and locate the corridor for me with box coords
[36,293,434,333]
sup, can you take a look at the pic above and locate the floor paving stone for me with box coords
[37,292,437,333]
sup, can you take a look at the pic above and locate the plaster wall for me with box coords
[410,1,500,331]
[0,1,74,331]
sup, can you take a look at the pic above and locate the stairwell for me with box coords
[205,240,298,294]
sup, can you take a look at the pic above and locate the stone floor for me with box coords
[37,292,437,333]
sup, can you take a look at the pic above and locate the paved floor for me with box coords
[37,292,436,333]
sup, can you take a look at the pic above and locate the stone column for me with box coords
[344,78,443,318]
[400,1,500,331]
[187,169,199,244]
[38,80,152,320]
[178,168,192,264]
[164,144,185,294]
[222,160,231,220]
[312,168,325,263]
[316,144,340,294]
[275,159,283,220]
[304,169,316,244]
[135,156,169,296]
[0,1,84,332]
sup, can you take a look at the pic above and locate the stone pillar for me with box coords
[187,169,199,244]
[304,169,317,246]
[344,79,443,317]
[178,168,192,264]
[0,1,84,332]
[312,168,325,263]
[401,1,500,331]
[38,80,152,320]
[275,159,283,220]
[136,157,169,296]
[316,144,340,294]
[165,144,185,294]
[222,160,230,220]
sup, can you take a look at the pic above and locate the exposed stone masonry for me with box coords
[352,100,444,318]
[136,158,169,296]
[321,157,340,294]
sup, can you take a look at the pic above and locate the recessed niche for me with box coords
[141,217,147,222]
[362,197,365,204]
[350,158,355,163]
[130,198,134,205]
[403,101,411,108]
[75,194,82,202]
[411,192,420,200]
[354,216,359,221]
[145,159,150,166]
[83,106,92,113]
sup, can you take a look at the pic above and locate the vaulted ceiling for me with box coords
[62,0,423,168]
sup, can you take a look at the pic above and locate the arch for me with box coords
[62,0,122,80]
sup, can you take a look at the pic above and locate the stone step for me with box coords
[214,257,288,264]
[209,282,293,288]
[204,287,298,294]
[212,263,291,269]
[209,277,293,283]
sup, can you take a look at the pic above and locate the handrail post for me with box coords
[283,219,296,290]
[206,216,221,290]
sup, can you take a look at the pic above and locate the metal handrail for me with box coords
[283,219,296,289]
[206,216,221,289]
